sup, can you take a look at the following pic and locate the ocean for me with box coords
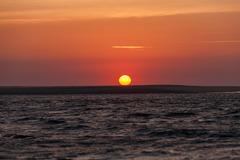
[0,93,240,160]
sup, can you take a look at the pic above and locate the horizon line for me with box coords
[1,84,240,88]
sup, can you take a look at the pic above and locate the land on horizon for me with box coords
[1,85,240,95]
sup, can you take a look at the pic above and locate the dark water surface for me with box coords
[0,93,240,160]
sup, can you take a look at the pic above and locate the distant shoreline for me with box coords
[0,85,240,95]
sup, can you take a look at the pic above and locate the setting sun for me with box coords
[119,75,132,86]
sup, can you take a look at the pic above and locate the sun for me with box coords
[119,75,132,86]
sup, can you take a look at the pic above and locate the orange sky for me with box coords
[1,0,240,86]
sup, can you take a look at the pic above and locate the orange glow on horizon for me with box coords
[0,1,240,86]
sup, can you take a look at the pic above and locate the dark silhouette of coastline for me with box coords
[0,85,240,95]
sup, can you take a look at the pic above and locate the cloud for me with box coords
[201,41,240,44]
[1,0,240,23]
[112,46,148,49]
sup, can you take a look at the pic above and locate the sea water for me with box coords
[0,93,240,159]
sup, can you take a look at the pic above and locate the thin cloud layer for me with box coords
[1,0,240,23]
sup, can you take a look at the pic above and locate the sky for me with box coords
[1,0,240,86]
